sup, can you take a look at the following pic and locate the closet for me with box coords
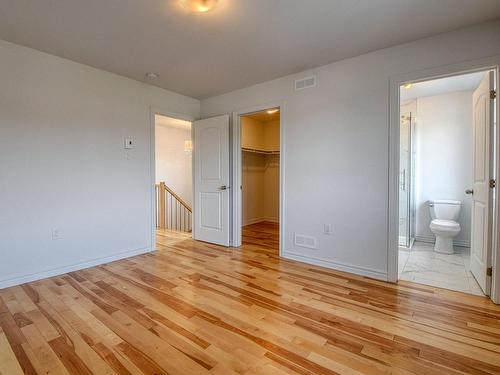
[241,110,280,226]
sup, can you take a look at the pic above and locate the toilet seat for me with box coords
[430,219,460,232]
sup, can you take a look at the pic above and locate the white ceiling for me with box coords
[400,71,487,101]
[1,1,499,99]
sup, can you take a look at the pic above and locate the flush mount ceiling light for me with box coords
[402,83,413,89]
[145,72,159,80]
[180,0,218,13]
[267,108,279,114]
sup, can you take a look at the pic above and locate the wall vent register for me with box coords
[294,233,317,249]
[295,76,317,91]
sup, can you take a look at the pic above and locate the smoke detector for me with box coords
[145,72,159,80]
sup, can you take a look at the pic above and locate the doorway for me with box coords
[154,113,193,237]
[239,108,281,253]
[395,69,497,296]
[190,109,283,250]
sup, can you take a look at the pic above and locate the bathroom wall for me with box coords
[415,90,473,246]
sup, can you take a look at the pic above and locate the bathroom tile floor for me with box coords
[399,241,484,296]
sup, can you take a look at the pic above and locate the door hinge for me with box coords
[487,267,493,277]
[491,90,497,100]
[490,179,496,188]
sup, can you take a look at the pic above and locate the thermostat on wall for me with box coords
[124,138,136,149]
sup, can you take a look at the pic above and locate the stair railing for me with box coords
[155,182,192,232]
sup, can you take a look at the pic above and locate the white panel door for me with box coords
[193,115,230,246]
[470,71,494,295]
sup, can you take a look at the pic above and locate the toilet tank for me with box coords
[428,200,461,221]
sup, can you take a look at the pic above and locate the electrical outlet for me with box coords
[52,229,62,240]
[324,224,332,235]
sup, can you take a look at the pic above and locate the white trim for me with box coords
[232,101,286,257]
[231,111,240,246]
[0,246,151,290]
[414,235,470,248]
[283,250,387,281]
[243,217,280,226]
[388,55,500,304]
[149,107,196,245]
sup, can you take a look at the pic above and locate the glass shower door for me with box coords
[399,114,411,248]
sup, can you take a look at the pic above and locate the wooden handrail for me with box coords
[155,182,192,232]
[155,183,192,213]
[165,185,191,213]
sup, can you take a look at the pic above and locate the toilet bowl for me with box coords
[428,200,461,254]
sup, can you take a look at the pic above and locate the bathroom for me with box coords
[398,70,495,296]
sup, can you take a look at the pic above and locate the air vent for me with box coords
[294,233,317,249]
[295,75,316,91]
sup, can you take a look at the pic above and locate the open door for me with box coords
[193,115,230,246]
[470,71,495,295]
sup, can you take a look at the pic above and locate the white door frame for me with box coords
[388,56,500,303]
[149,106,196,251]
[231,102,286,256]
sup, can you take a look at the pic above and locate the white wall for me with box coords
[155,117,192,205]
[201,20,500,280]
[0,40,200,288]
[415,91,473,246]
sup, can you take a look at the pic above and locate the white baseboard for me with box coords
[261,217,279,223]
[243,217,266,226]
[0,246,152,290]
[414,235,470,248]
[399,236,415,248]
[243,217,279,226]
[282,250,387,281]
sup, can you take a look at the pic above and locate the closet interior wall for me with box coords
[241,115,280,226]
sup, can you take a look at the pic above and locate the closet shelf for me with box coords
[242,147,280,155]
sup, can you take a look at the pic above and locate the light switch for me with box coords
[124,138,135,149]
[324,224,332,235]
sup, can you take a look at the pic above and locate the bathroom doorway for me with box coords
[396,69,497,296]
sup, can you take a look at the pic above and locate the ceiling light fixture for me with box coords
[180,0,218,13]
[403,83,413,89]
[267,109,279,114]
[145,72,159,80]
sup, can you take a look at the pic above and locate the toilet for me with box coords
[428,200,461,254]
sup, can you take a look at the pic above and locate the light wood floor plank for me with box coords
[1,223,499,374]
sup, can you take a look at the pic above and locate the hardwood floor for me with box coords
[1,222,500,374]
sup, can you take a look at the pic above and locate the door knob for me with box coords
[219,185,230,190]
[465,189,474,195]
